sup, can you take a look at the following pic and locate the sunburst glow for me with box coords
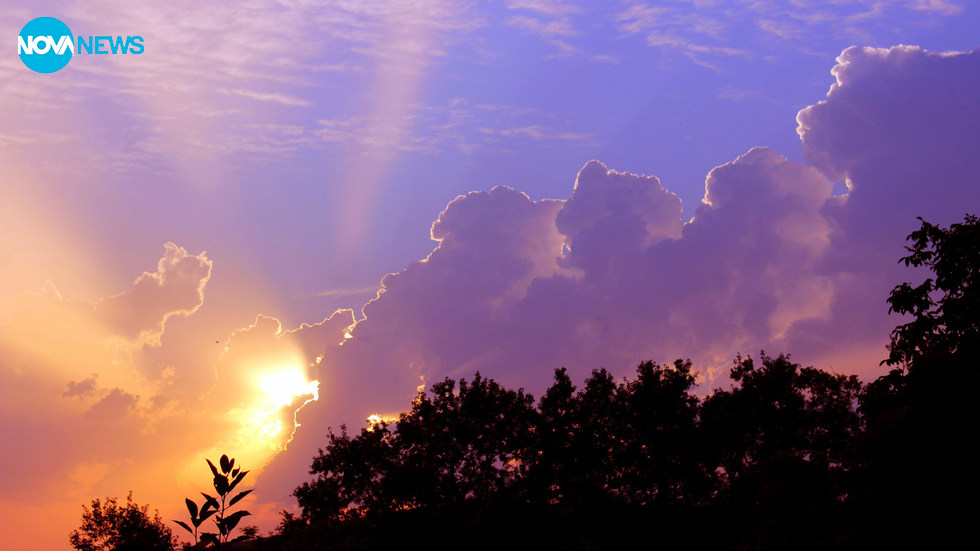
[260,369,320,408]
[233,369,322,450]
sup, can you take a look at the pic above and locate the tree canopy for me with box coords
[281,214,979,551]
[856,214,980,548]
[290,356,864,550]
[69,493,176,551]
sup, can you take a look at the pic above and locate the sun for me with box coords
[235,368,320,450]
[260,369,319,408]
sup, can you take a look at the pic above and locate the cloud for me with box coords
[232,54,980,511]
[226,89,313,107]
[506,0,581,16]
[0,244,214,501]
[614,1,965,67]
[86,388,140,420]
[364,146,828,385]
[908,0,964,16]
[311,285,383,298]
[796,44,980,265]
[314,98,593,155]
[0,0,486,178]
[491,125,592,141]
[95,243,212,347]
[255,144,838,503]
[502,0,587,55]
[64,375,99,398]
[784,44,980,360]
[269,48,980,465]
[558,160,683,255]
[507,14,576,37]
[0,244,341,548]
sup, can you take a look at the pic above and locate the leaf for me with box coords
[228,469,250,492]
[232,509,252,519]
[220,510,251,534]
[228,489,253,508]
[200,492,220,510]
[199,508,217,523]
[220,454,232,474]
[200,532,220,545]
[232,467,240,479]
[184,498,198,520]
[173,520,193,534]
[214,474,230,495]
[206,458,219,477]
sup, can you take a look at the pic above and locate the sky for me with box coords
[1,1,978,549]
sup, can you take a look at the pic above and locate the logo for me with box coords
[17,16,144,74]
[18,17,74,73]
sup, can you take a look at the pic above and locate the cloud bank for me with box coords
[256,44,980,504]
[322,44,979,386]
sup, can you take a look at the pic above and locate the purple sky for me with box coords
[1,1,978,549]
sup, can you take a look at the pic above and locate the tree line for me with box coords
[280,214,979,550]
[71,215,980,550]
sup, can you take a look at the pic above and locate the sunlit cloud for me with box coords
[0,246,349,548]
[311,285,382,298]
[615,0,965,66]
[908,0,963,16]
[506,0,581,16]
[486,125,593,142]
[225,89,314,107]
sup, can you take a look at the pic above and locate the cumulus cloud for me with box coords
[273,48,980,464]
[798,45,980,234]
[313,146,833,395]
[96,243,212,346]
[252,52,980,507]
[557,160,683,271]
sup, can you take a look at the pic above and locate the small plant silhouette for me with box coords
[174,454,252,547]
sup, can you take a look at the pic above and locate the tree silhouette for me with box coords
[525,367,578,505]
[856,214,980,548]
[883,214,980,368]
[292,420,397,523]
[700,353,861,549]
[285,215,980,550]
[295,372,537,523]
[618,359,703,505]
[391,372,537,508]
[563,368,622,505]
[70,493,177,551]
[526,362,703,507]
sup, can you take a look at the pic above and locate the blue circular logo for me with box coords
[18,17,74,73]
